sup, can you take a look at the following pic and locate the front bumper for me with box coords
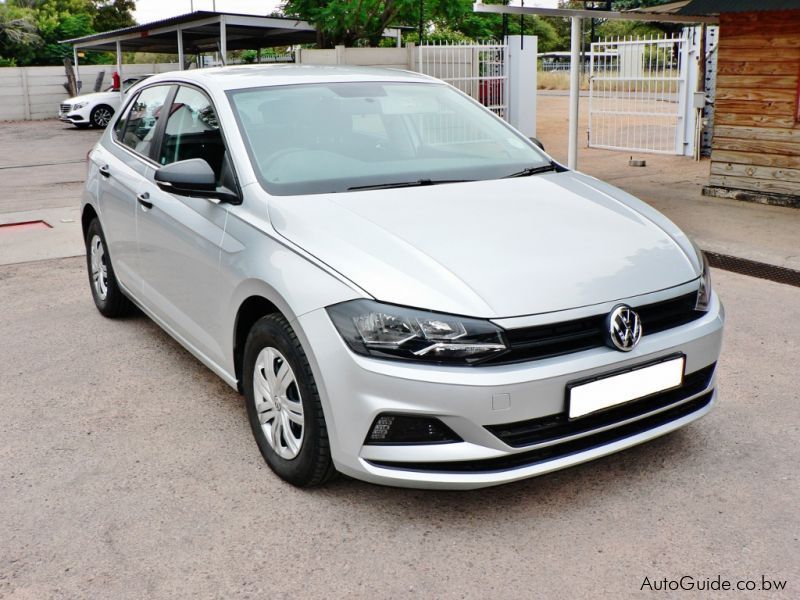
[58,106,90,124]
[295,292,724,489]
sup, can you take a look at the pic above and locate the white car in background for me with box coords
[59,75,152,128]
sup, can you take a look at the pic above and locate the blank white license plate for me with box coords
[568,356,685,419]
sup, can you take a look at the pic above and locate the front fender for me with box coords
[220,218,364,378]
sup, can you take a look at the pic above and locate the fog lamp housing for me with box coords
[365,414,462,445]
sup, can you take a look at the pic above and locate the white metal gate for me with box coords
[418,41,508,119]
[589,34,689,155]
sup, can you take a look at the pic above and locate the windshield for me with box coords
[228,81,551,195]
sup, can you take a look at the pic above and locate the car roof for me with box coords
[142,64,439,91]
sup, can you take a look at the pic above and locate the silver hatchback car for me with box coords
[82,65,723,489]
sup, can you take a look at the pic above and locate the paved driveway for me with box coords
[1,258,797,599]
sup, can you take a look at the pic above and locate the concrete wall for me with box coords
[0,63,179,121]
[297,45,416,70]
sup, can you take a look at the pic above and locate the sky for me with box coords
[133,0,562,25]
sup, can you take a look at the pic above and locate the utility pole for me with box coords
[418,0,424,43]
[585,0,612,45]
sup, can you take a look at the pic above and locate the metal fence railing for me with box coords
[589,34,689,155]
[417,41,508,120]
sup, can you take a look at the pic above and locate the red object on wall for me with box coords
[112,71,120,91]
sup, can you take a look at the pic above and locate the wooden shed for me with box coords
[678,0,800,207]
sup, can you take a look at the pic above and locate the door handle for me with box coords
[99,164,111,178]
[137,192,153,209]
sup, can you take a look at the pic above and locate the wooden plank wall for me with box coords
[709,10,800,198]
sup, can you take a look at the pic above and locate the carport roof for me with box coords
[61,11,318,52]
[677,0,800,14]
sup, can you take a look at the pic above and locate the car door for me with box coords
[93,84,173,290]
[135,84,234,367]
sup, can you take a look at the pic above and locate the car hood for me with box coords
[268,171,700,318]
[63,91,117,103]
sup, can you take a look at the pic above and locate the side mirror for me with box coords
[530,137,546,151]
[155,158,239,203]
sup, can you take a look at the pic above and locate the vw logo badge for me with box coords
[606,305,642,352]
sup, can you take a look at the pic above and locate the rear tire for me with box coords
[243,314,336,487]
[90,104,114,128]
[85,218,133,318]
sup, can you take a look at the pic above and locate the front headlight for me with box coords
[326,300,507,365]
[72,101,89,110]
[696,250,712,311]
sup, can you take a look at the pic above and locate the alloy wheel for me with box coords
[93,108,112,127]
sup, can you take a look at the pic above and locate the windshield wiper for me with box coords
[502,163,559,178]
[347,178,473,191]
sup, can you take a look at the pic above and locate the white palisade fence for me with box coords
[588,33,690,155]
[417,41,508,120]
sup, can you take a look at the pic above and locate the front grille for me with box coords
[368,391,713,474]
[60,103,71,113]
[489,292,702,365]
[487,363,716,448]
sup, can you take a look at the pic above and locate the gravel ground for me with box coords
[0,257,797,599]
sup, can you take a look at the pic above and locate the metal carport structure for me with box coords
[61,11,318,99]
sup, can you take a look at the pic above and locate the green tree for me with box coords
[3,0,135,65]
[0,7,40,45]
[283,0,563,50]
[0,3,41,65]
[39,11,94,64]
[431,0,561,50]
[282,0,419,48]
[91,0,135,32]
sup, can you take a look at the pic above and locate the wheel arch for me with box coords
[81,204,98,240]
[233,294,284,390]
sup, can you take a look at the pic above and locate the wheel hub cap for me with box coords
[253,347,304,460]
[90,234,108,300]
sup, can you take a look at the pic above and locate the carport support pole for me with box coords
[219,16,227,66]
[177,28,185,70]
[73,46,80,93]
[568,16,581,170]
[116,40,123,102]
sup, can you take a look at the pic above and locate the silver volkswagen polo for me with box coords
[81,65,723,489]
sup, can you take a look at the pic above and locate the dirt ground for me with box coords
[1,257,798,599]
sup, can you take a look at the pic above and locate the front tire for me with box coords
[85,218,133,318]
[243,314,336,487]
[90,104,114,128]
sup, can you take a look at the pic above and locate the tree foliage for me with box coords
[282,0,419,48]
[284,0,561,50]
[92,0,136,33]
[0,0,135,65]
